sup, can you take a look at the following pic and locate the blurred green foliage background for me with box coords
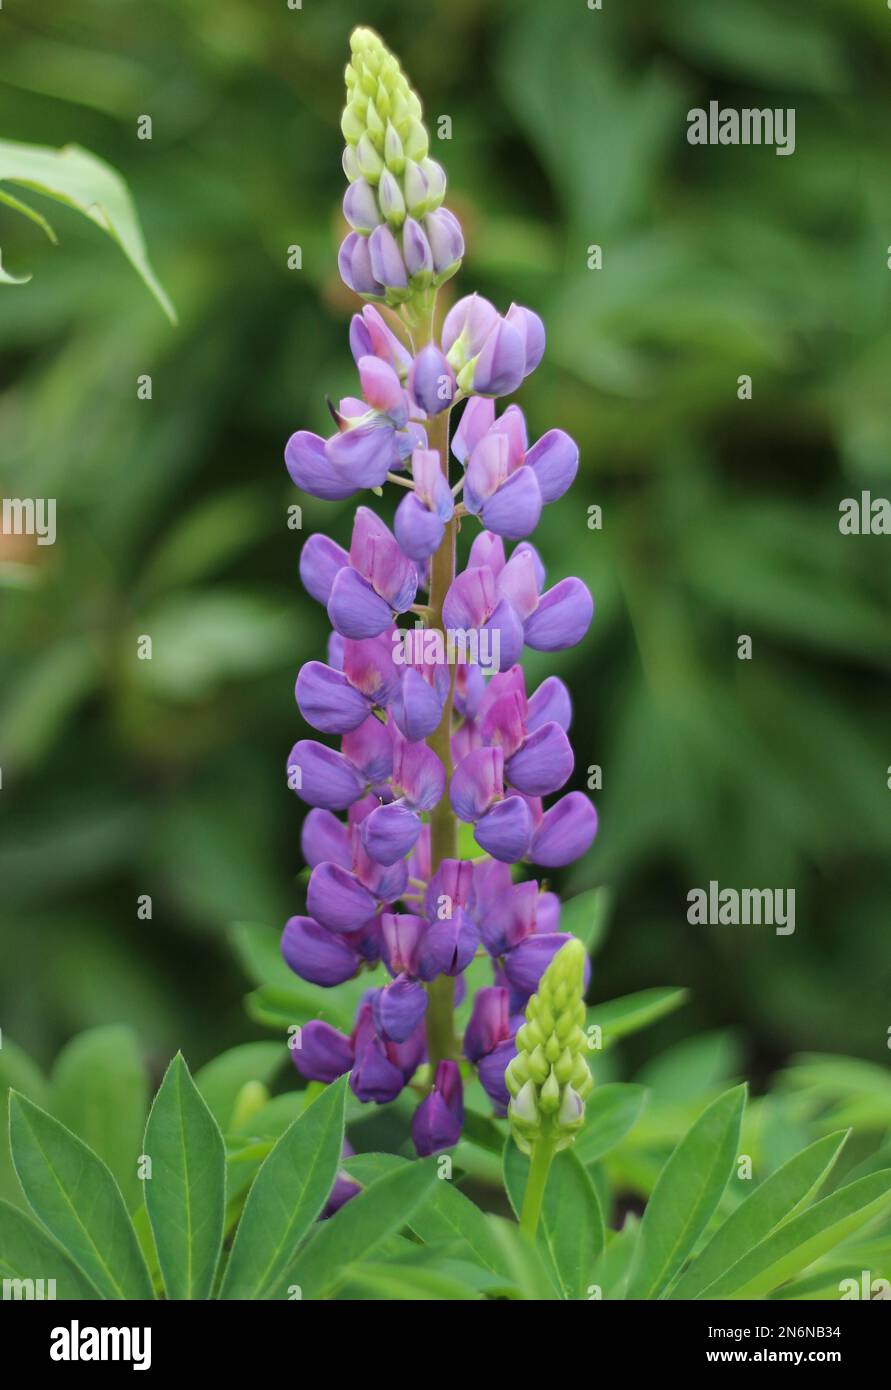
[1,0,889,1089]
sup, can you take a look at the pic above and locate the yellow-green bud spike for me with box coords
[507,938,592,1154]
[338,28,464,309]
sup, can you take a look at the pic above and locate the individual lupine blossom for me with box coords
[505,938,594,1155]
[282,28,599,1166]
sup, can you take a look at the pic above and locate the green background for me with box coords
[1,0,889,1087]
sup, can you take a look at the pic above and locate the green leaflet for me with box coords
[143,1053,226,1300]
[670,1129,849,1299]
[0,1040,47,1210]
[51,1024,148,1212]
[0,1199,102,1300]
[289,1161,436,1301]
[703,1170,891,1300]
[219,1076,347,1300]
[0,138,175,319]
[8,1093,153,1301]
[586,987,689,1051]
[626,1084,746,1300]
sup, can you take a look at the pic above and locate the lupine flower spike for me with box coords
[283,29,598,1218]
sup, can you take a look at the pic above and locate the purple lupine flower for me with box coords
[317,508,418,638]
[424,208,464,277]
[441,565,525,672]
[449,746,533,862]
[291,1018,355,1081]
[478,1039,517,1114]
[360,734,445,864]
[455,402,578,539]
[411,1060,463,1156]
[372,974,428,1042]
[390,659,450,741]
[286,353,427,502]
[408,346,456,418]
[350,998,426,1103]
[321,1141,362,1219]
[416,907,478,980]
[295,634,400,735]
[282,28,601,1158]
[349,305,413,380]
[464,985,511,1063]
[528,790,599,867]
[338,231,386,299]
[393,447,454,561]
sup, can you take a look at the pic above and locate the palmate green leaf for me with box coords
[8,1092,153,1300]
[0,138,176,321]
[219,1076,347,1300]
[0,1040,47,1210]
[586,986,689,1050]
[574,1084,648,1166]
[142,1054,226,1301]
[193,1042,286,1132]
[503,1141,605,1300]
[51,1024,148,1211]
[626,1084,746,1300]
[289,1160,437,1301]
[703,1170,891,1301]
[670,1129,849,1300]
[0,1199,101,1300]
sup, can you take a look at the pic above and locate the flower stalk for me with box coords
[519,1134,557,1238]
[281,27,599,1171]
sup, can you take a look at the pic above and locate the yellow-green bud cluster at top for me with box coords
[342,28,447,227]
[506,938,593,1155]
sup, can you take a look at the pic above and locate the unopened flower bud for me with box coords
[378,168,406,227]
[506,937,592,1154]
[384,121,405,175]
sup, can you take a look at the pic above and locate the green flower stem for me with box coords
[412,297,460,1080]
[402,286,437,347]
[519,1132,557,1239]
